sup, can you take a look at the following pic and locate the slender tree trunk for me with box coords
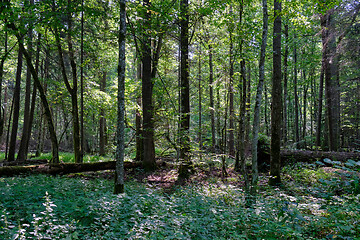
[209,44,216,150]
[54,14,81,163]
[283,23,289,146]
[198,44,202,151]
[67,15,81,163]
[302,71,308,141]
[251,0,268,196]
[135,61,143,161]
[178,0,191,177]
[0,20,7,138]
[99,71,107,156]
[25,33,41,158]
[8,24,59,163]
[142,0,156,170]
[228,6,235,157]
[316,38,325,147]
[17,10,34,162]
[114,0,126,194]
[269,0,282,186]
[8,48,23,162]
[80,0,85,161]
[294,37,300,147]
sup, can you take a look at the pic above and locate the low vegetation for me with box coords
[1,155,360,239]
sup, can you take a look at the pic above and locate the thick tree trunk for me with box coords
[269,0,282,186]
[178,0,191,177]
[114,0,126,194]
[324,12,340,152]
[142,0,156,170]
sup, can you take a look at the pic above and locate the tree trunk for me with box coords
[99,71,107,156]
[0,20,7,138]
[251,0,268,196]
[209,44,216,150]
[198,44,202,151]
[54,14,81,163]
[80,0,85,161]
[324,11,340,152]
[17,12,34,162]
[8,48,23,162]
[114,0,126,194]
[178,0,191,178]
[269,0,282,186]
[228,6,235,158]
[7,21,60,163]
[294,37,300,147]
[142,0,156,170]
[283,23,289,145]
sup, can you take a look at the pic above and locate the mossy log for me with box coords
[0,161,142,177]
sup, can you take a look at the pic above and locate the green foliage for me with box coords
[1,167,360,239]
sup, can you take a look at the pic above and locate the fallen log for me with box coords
[0,161,142,177]
[1,159,48,166]
[281,150,360,164]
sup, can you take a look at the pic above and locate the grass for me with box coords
[1,158,360,239]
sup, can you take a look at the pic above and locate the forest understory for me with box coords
[1,152,360,239]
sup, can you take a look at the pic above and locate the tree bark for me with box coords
[99,72,107,156]
[251,0,268,195]
[269,0,282,186]
[142,0,156,170]
[293,36,300,147]
[209,44,216,150]
[17,7,34,162]
[8,48,23,162]
[114,0,126,194]
[178,0,191,178]
[6,21,60,163]
[198,44,202,151]
[283,23,289,145]
[323,11,340,152]
[228,6,235,157]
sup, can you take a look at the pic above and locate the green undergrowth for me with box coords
[1,160,360,239]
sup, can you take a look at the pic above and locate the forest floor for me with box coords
[1,155,360,239]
